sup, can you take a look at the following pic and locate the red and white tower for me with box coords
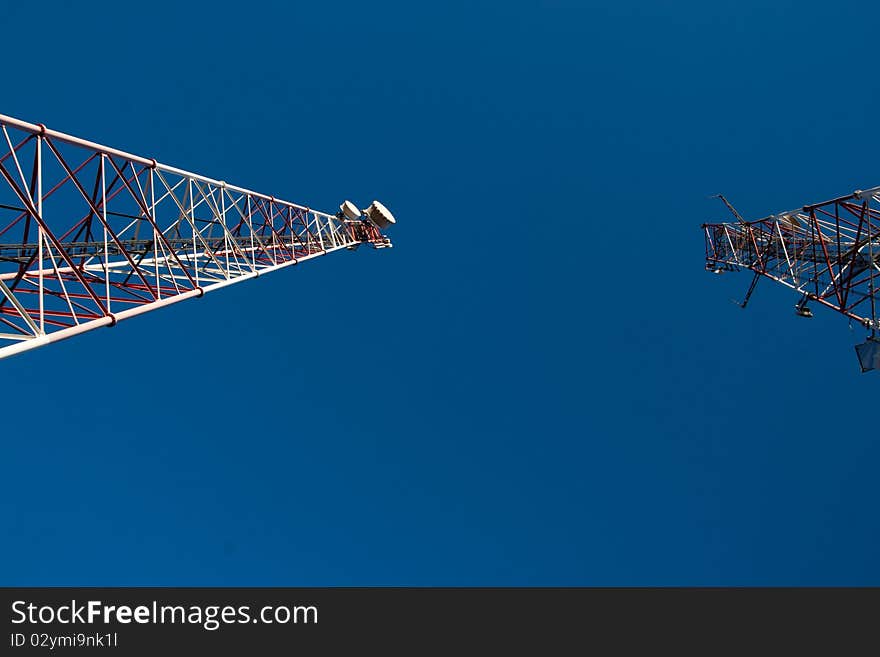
[703,191,880,371]
[0,113,395,360]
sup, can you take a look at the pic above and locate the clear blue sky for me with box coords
[2,0,879,585]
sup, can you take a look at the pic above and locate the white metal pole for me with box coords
[247,195,256,273]
[36,134,44,335]
[151,168,160,300]
[189,178,198,286]
[221,184,230,278]
[101,154,110,312]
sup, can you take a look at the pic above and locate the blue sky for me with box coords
[2,0,879,584]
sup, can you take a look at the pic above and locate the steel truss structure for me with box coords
[703,188,880,370]
[0,113,392,360]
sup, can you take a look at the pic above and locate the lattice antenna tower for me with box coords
[0,113,396,360]
[703,187,880,372]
